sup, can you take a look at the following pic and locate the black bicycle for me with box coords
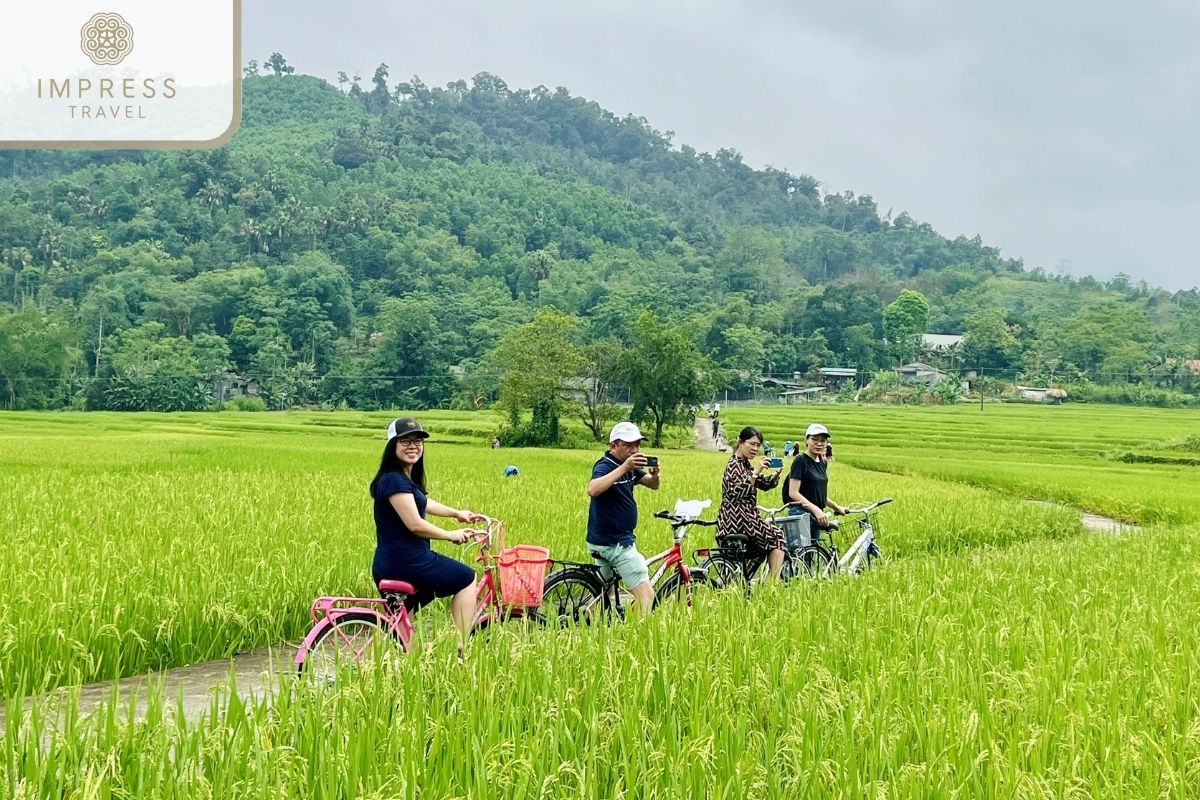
[699,504,853,589]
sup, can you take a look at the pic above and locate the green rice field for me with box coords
[2,404,1199,798]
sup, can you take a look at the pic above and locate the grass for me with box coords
[6,528,1199,798]
[2,404,1199,797]
[724,403,1200,524]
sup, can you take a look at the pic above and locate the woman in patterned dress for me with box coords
[716,426,788,579]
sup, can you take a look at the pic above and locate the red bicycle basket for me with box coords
[497,545,551,607]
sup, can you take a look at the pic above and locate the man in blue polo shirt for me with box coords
[586,421,661,615]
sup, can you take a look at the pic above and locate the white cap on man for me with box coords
[805,423,830,438]
[609,421,647,443]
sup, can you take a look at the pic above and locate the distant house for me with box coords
[817,367,858,391]
[757,375,825,404]
[778,387,825,405]
[921,333,964,353]
[897,361,948,387]
[1018,386,1067,404]
[1164,358,1200,375]
[561,376,600,401]
[213,375,261,402]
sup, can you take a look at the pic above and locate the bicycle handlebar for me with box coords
[463,515,503,549]
[843,498,894,515]
[756,505,789,517]
[654,510,718,527]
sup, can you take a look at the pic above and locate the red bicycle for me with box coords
[539,499,717,624]
[294,517,549,678]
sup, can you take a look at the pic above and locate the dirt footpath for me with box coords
[694,413,725,451]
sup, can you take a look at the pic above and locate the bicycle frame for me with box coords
[552,502,713,617]
[565,536,687,618]
[698,505,788,585]
[836,523,875,575]
[644,539,690,585]
[819,498,891,577]
[297,593,415,663]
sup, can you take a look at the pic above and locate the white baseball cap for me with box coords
[609,421,647,443]
[805,423,830,438]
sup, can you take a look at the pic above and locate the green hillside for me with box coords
[2,65,1199,414]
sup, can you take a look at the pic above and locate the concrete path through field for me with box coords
[694,413,725,451]
[1,646,290,732]
[1025,499,1141,535]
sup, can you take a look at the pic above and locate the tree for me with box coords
[0,307,78,409]
[714,228,786,300]
[883,289,929,364]
[264,52,295,77]
[367,63,391,115]
[1099,342,1151,383]
[353,295,454,409]
[794,227,861,283]
[962,309,1020,372]
[841,322,880,373]
[96,322,230,411]
[489,308,584,446]
[709,323,769,386]
[577,339,623,441]
[267,252,354,371]
[621,312,719,447]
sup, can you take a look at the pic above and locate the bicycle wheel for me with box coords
[539,567,606,626]
[786,544,836,579]
[654,570,709,608]
[700,554,750,595]
[297,612,396,680]
[470,606,548,647]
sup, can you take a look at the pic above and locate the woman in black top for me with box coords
[783,422,847,530]
[371,417,483,659]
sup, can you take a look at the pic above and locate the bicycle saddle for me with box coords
[717,532,751,548]
[378,579,417,594]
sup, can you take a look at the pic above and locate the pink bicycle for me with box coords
[294,517,549,678]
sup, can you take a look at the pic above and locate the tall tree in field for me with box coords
[622,312,719,447]
[577,338,623,441]
[883,289,930,365]
[490,308,584,446]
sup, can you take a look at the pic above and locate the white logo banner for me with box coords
[0,0,241,148]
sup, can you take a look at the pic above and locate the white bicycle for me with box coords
[787,497,893,578]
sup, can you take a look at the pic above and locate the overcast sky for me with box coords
[245,0,1200,291]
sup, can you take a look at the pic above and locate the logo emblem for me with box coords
[80,12,134,66]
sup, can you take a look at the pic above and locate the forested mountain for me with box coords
[2,61,1199,416]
